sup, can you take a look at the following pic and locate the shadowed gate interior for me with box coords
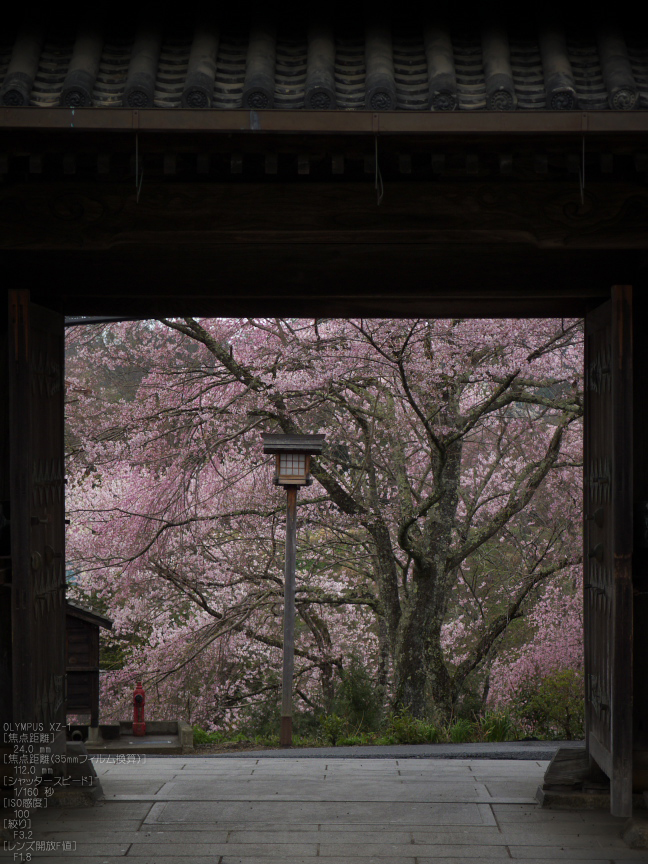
[1,7,648,820]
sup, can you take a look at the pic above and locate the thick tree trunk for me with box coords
[377,616,390,691]
[393,577,455,719]
[320,660,335,712]
[392,434,464,720]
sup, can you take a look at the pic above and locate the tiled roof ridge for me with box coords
[0,23,646,111]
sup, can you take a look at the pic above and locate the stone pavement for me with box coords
[3,754,646,864]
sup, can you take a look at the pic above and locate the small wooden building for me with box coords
[1,8,647,818]
[65,600,112,728]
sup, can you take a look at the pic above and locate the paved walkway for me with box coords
[4,754,645,863]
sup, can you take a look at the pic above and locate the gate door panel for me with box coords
[9,290,66,756]
[584,286,633,817]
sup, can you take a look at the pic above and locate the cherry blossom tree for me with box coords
[65,317,583,725]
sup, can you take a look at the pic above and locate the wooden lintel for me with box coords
[2,108,648,137]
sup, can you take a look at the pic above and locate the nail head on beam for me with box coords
[331,154,344,174]
[499,153,513,174]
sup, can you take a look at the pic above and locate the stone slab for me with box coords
[0,860,616,864]
[42,801,153,817]
[152,778,491,802]
[487,780,544,797]
[11,755,643,863]
[217,859,417,864]
[319,842,510,857]
[25,820,145,834]
[417,860,612,864]
[144,799,496,826]
[491,803,622,823]
[499,828,633,843]
[509,848,648,860]
[38,831,229,843]
[0,844,130,857]
[127,842,318,856]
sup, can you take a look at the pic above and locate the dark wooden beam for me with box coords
[3,107,648,137]
[3,244,634,320]
[3,178,648,251]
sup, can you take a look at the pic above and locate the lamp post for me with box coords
[262,433,325,747]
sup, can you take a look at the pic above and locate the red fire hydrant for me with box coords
[133,682,146,736]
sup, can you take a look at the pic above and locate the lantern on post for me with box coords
[262,433,325,747]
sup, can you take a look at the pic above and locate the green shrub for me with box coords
[192,726,226,747]
[514,669,584,740]
[320,713,347,745]
[447,718,475,743]
[478,711,515,742]
[337,735,366,746]
[333,656,385,733]
[385,709,441,745]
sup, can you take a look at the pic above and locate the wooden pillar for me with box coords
[632,280,648,791]
[7,290,67,764]
[0,298,11,729]
[280,487,297,748]
[9,290,35,724]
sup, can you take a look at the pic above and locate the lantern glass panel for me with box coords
[279,452,307,480]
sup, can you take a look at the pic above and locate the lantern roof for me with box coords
[262,433,325,455]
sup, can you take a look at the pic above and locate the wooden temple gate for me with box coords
[1,9,648,818]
